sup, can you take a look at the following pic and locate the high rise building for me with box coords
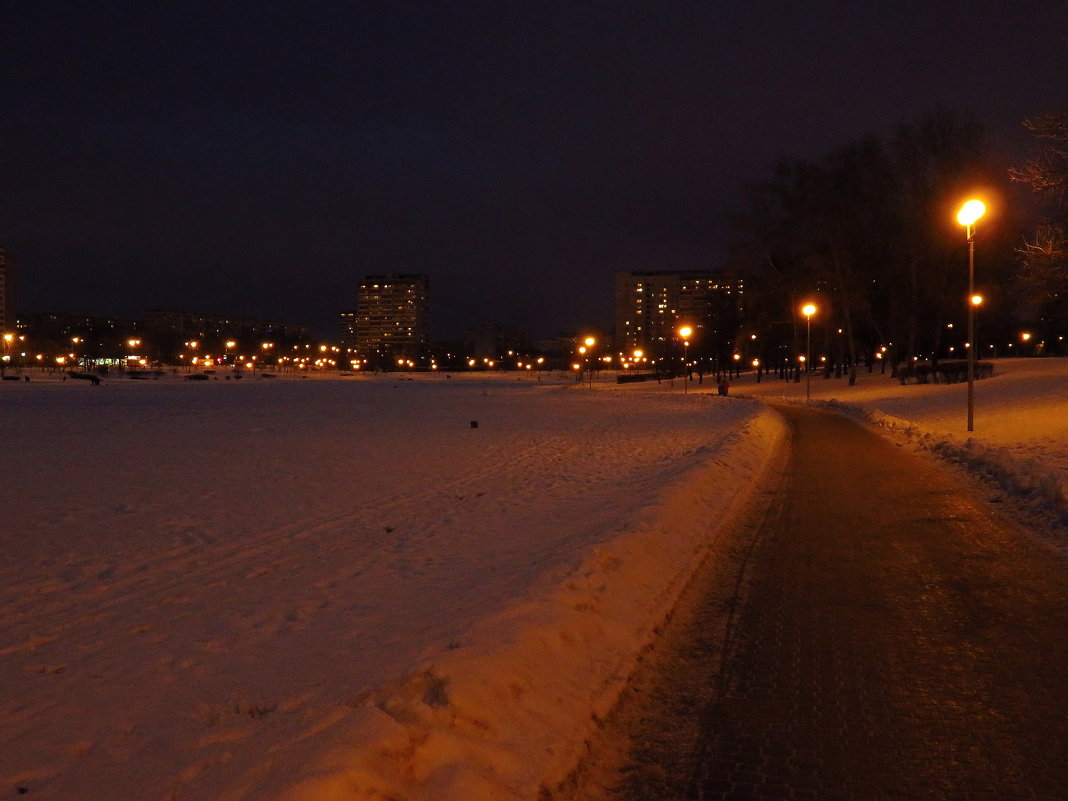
[0,247,16,335]
[351,274,430,366]
[614,270,744,355]
[339,310,358,353]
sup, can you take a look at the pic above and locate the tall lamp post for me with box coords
[971,294,983,364]
[802,304,816,401]
[584,336,596,388]
[678,326,692,393]
[957,199,985,432]
[1,332,12,375]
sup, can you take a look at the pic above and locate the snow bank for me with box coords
[276,406,787,801]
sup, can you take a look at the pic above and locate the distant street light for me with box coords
[678,326,692,393]
[957,199,986,432]
[583,337,596,388]
[1,333,12,374]
[802,304,817,401]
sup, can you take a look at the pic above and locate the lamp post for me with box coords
[584,337,596,388]
[802,304,816,401]
[1,332,12,375]
[677,326,692,393]
[957,199,985,432]
[971,294,983,367]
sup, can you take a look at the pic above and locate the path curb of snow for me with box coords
[278,403,789,801]
[817,399,1068,529]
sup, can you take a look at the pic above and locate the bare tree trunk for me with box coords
[831,250,860,385]
[907,253,919,359]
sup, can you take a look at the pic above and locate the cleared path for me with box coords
[693,404,1068,800]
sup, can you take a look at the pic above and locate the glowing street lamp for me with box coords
[957,199,985,432]
[582,337,596,388]
[1,333,12,373]
[969,295,983,358]
[802,304,816,401]
[678,326,692,393]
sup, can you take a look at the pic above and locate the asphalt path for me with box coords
[565,403,1068,801]
[691,404,1068,800]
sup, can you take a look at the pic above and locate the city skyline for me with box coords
[2,3,1066,340]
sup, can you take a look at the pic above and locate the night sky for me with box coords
[2,2,1065,340]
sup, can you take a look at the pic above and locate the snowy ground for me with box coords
[0,374,783,801]
[2,358,1064,801]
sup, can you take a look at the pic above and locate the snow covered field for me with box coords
[2,358,1064,801]
[0,375,783,801]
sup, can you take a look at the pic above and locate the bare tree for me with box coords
[1010,113,1068,210]
[1011,113,1068,347]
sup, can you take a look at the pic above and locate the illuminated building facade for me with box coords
[339,310,358,352]
[354,274,430,365]
[614,270,744,355]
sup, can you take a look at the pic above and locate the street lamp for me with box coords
[583,337,596,388]
[802,304,816,401]
[957,199,985,432]
[678,326,692,393]
[971,295,983,360]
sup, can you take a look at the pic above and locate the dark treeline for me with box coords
[726,106,1065,383]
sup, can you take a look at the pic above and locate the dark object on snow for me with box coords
[185,373,211,381]
[616,372,658,384]
[470,420,479,428]
[68,371,101,385]
[898,360,995,385]
[2,375,20,381]
[717,379,730,396]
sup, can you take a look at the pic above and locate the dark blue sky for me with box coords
[2,2,1065,339]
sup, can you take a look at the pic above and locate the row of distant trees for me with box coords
[724,106,1068,384]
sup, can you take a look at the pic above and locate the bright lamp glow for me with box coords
[802,304,816,317]
[957,199,985,226]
